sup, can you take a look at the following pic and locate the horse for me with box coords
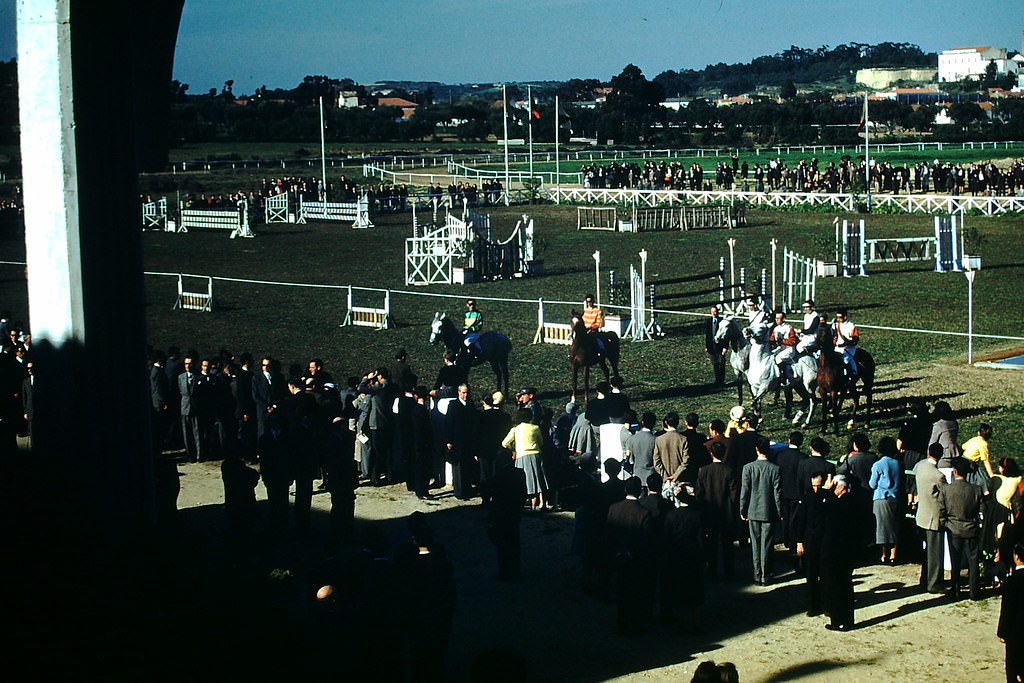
[714,316,751,405]
[814,325,875,434]
[740,319,818,427]
[568,313,620,401]
[428,312,512,395]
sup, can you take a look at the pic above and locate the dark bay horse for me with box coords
[569,313,621,400]
[814,326,875,433]
[428,312,511,394]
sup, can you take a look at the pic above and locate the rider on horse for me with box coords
[463,299,482,357]
[744,292,772,327]
[832,309,859,377]
[769,308,799,374]
[796,299,820,354]
[582,295,606,352]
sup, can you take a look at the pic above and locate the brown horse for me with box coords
[814,326,875,433]
[569,313,621,401]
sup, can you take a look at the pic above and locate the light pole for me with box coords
[964,269,976,364]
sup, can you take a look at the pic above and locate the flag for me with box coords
[856,96,867,134]
[557,102,573,134]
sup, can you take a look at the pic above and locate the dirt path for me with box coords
[175,356,1017,682]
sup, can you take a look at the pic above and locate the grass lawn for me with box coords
[0,205,1020,457]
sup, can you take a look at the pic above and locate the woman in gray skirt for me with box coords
[869,436,903,564]
[502,408,549,510]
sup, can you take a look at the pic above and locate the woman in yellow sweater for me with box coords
[502,408,549,511]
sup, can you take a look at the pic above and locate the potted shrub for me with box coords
[961,224,984,271]
[812,231,839,277]
[603,270,631,336]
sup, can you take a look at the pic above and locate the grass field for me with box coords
[0,205,1020,456]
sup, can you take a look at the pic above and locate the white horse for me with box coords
[717,317,817,427]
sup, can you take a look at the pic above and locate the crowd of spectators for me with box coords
[580,156,1024,197]
[3,319,1019,678]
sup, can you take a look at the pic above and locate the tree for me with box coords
[780,80,797,99]
[606,64,665,114]
[948,102,987,131]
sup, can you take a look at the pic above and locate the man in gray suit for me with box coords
[912,443,946,593]
[740,437,783,585]
[625,412,657,490]
[178,357,202,462]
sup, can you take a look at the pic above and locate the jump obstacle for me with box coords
[577,207,618,231]
[341,287,393,330]
[780,247,816,313]
[406,208,534,286]
[297,194,374,228]
[839,217,962,277]
[142,198,168,231]
[178,200,254,239]
[580,203,746,233]
[264,193,290,224]
[173,274,214,312]
[531,299,574,345]
[646,260,732,337]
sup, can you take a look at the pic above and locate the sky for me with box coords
[0,1,1021,94]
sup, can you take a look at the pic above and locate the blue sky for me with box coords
[0,1,1021,93]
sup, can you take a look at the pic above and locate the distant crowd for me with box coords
[580,156,1024,197]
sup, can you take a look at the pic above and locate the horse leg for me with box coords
[571,363,579,402]
[783,385,793,419]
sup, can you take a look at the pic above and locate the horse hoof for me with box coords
[846,419,855,430]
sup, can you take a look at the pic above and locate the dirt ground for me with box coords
[175,356,1018,682]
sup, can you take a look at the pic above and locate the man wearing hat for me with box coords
[796,299,820,353]
[744,293,771,327]
[516,387,541,424]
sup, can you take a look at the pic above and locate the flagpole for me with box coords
[319,96,328,202]
[528,85,534,183]
[502,84,510,207]
[555,95,561,191]
[864,93,870,212]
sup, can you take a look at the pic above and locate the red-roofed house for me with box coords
[377,97,418,120]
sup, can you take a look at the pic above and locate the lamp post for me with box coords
[964,269,976,364]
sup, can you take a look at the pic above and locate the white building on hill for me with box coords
[938,46,1017,82]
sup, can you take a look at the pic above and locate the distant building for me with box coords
[874,87,947,105]
[855,67,937,89]
[337,90,363,108]
[376,97,417,120]
[938,46,1017,82]
[660,96,692,110]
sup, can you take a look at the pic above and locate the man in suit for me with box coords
[149,351,170,456]
[680,413,710,485]
[358,367,394,486]
[776,431,808,557]
[625,412,657,488]
[913,443,946,593]
[233,353,257,463]
[797,437,836,496]
[939,457,984,600]
[740,437,783,585]
[606,476,653,634]
[445,383,477,500]
[653,412,688,485]
[705,305,728,386]
[178,357,202,462]
[252,356,286,439]
[997,543,1024,683]
[696,441,739,579]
